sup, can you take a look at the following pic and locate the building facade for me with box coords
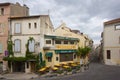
[0,2,29,72]
[103,18,120,65]
[43,35,79,67]
[54,23,93,64]
[9,15,53,73]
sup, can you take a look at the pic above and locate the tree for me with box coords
[77,46,91,64]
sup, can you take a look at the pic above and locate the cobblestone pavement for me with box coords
[33,62,120,80]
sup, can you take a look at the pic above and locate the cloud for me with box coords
[0,0,120,44]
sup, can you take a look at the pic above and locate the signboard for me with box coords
[56,45,76,49]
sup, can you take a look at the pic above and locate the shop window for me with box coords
[107,50,111,59]
[60,53,73,62]
[46,40,51,44]
[48,57,52,62]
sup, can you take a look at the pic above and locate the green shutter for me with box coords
[45,52,53,57]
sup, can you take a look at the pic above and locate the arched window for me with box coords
[14,39,21,52]
[28,40,35,52]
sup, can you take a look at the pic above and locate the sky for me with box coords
[1,0,120,44]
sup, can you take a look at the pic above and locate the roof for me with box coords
[9,15,49,19]
[104,18,120,25]
[0,2,11,6]
[71,30,80,34]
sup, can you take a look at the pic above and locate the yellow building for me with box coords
[41,23,93,67]
[54,23,87,48]
[54,23,93,65]
[43,35,79,67]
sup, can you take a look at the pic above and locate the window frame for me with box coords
[34,23,37,29]
[115,24,120,30]
[28,40,35,53]
[0,8,4,15]
[28,23,31,29]
[14,23,21,34]
[55,40,61,44]
[14,39,21,52]
[64,40,68,44]
[46,40,51,44]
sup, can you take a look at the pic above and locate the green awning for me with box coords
[45,52,53,57]
[55,50,76,54]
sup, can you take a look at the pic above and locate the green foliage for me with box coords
[76,65,81,70]
[3,57,27,62]
[76,46,91,59]
[66,67,72,72]
[25,37,35,58]
[36,55,46,70]
[56,70,63,74]
[7,35,14,57]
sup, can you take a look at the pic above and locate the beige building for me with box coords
[0,2,29,72]
[103,18,120,65]
[9,15,53,73]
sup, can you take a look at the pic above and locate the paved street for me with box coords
[34,62,120,80]
[1,62,120,80]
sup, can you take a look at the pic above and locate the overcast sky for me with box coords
[1,0,120,44]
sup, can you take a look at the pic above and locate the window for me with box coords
[55,40,61,44]
[28,40,35,52]
[34,23,37,28]
[0,43,3,53]
[70,41,74,44]
[0,23,4,34]
[15,23,21,34]
[48,57,52,62]
[64,41,68,44]
[74,54,76,59]
[46,40,51,44]
[115,25,120,30]
[26,62,29,68]
[14,39,21,52]
[28,23,31,29]
[0,8,4,15]
[107,50,111,59]
[56,57,58,61]
[60,53,73,62]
